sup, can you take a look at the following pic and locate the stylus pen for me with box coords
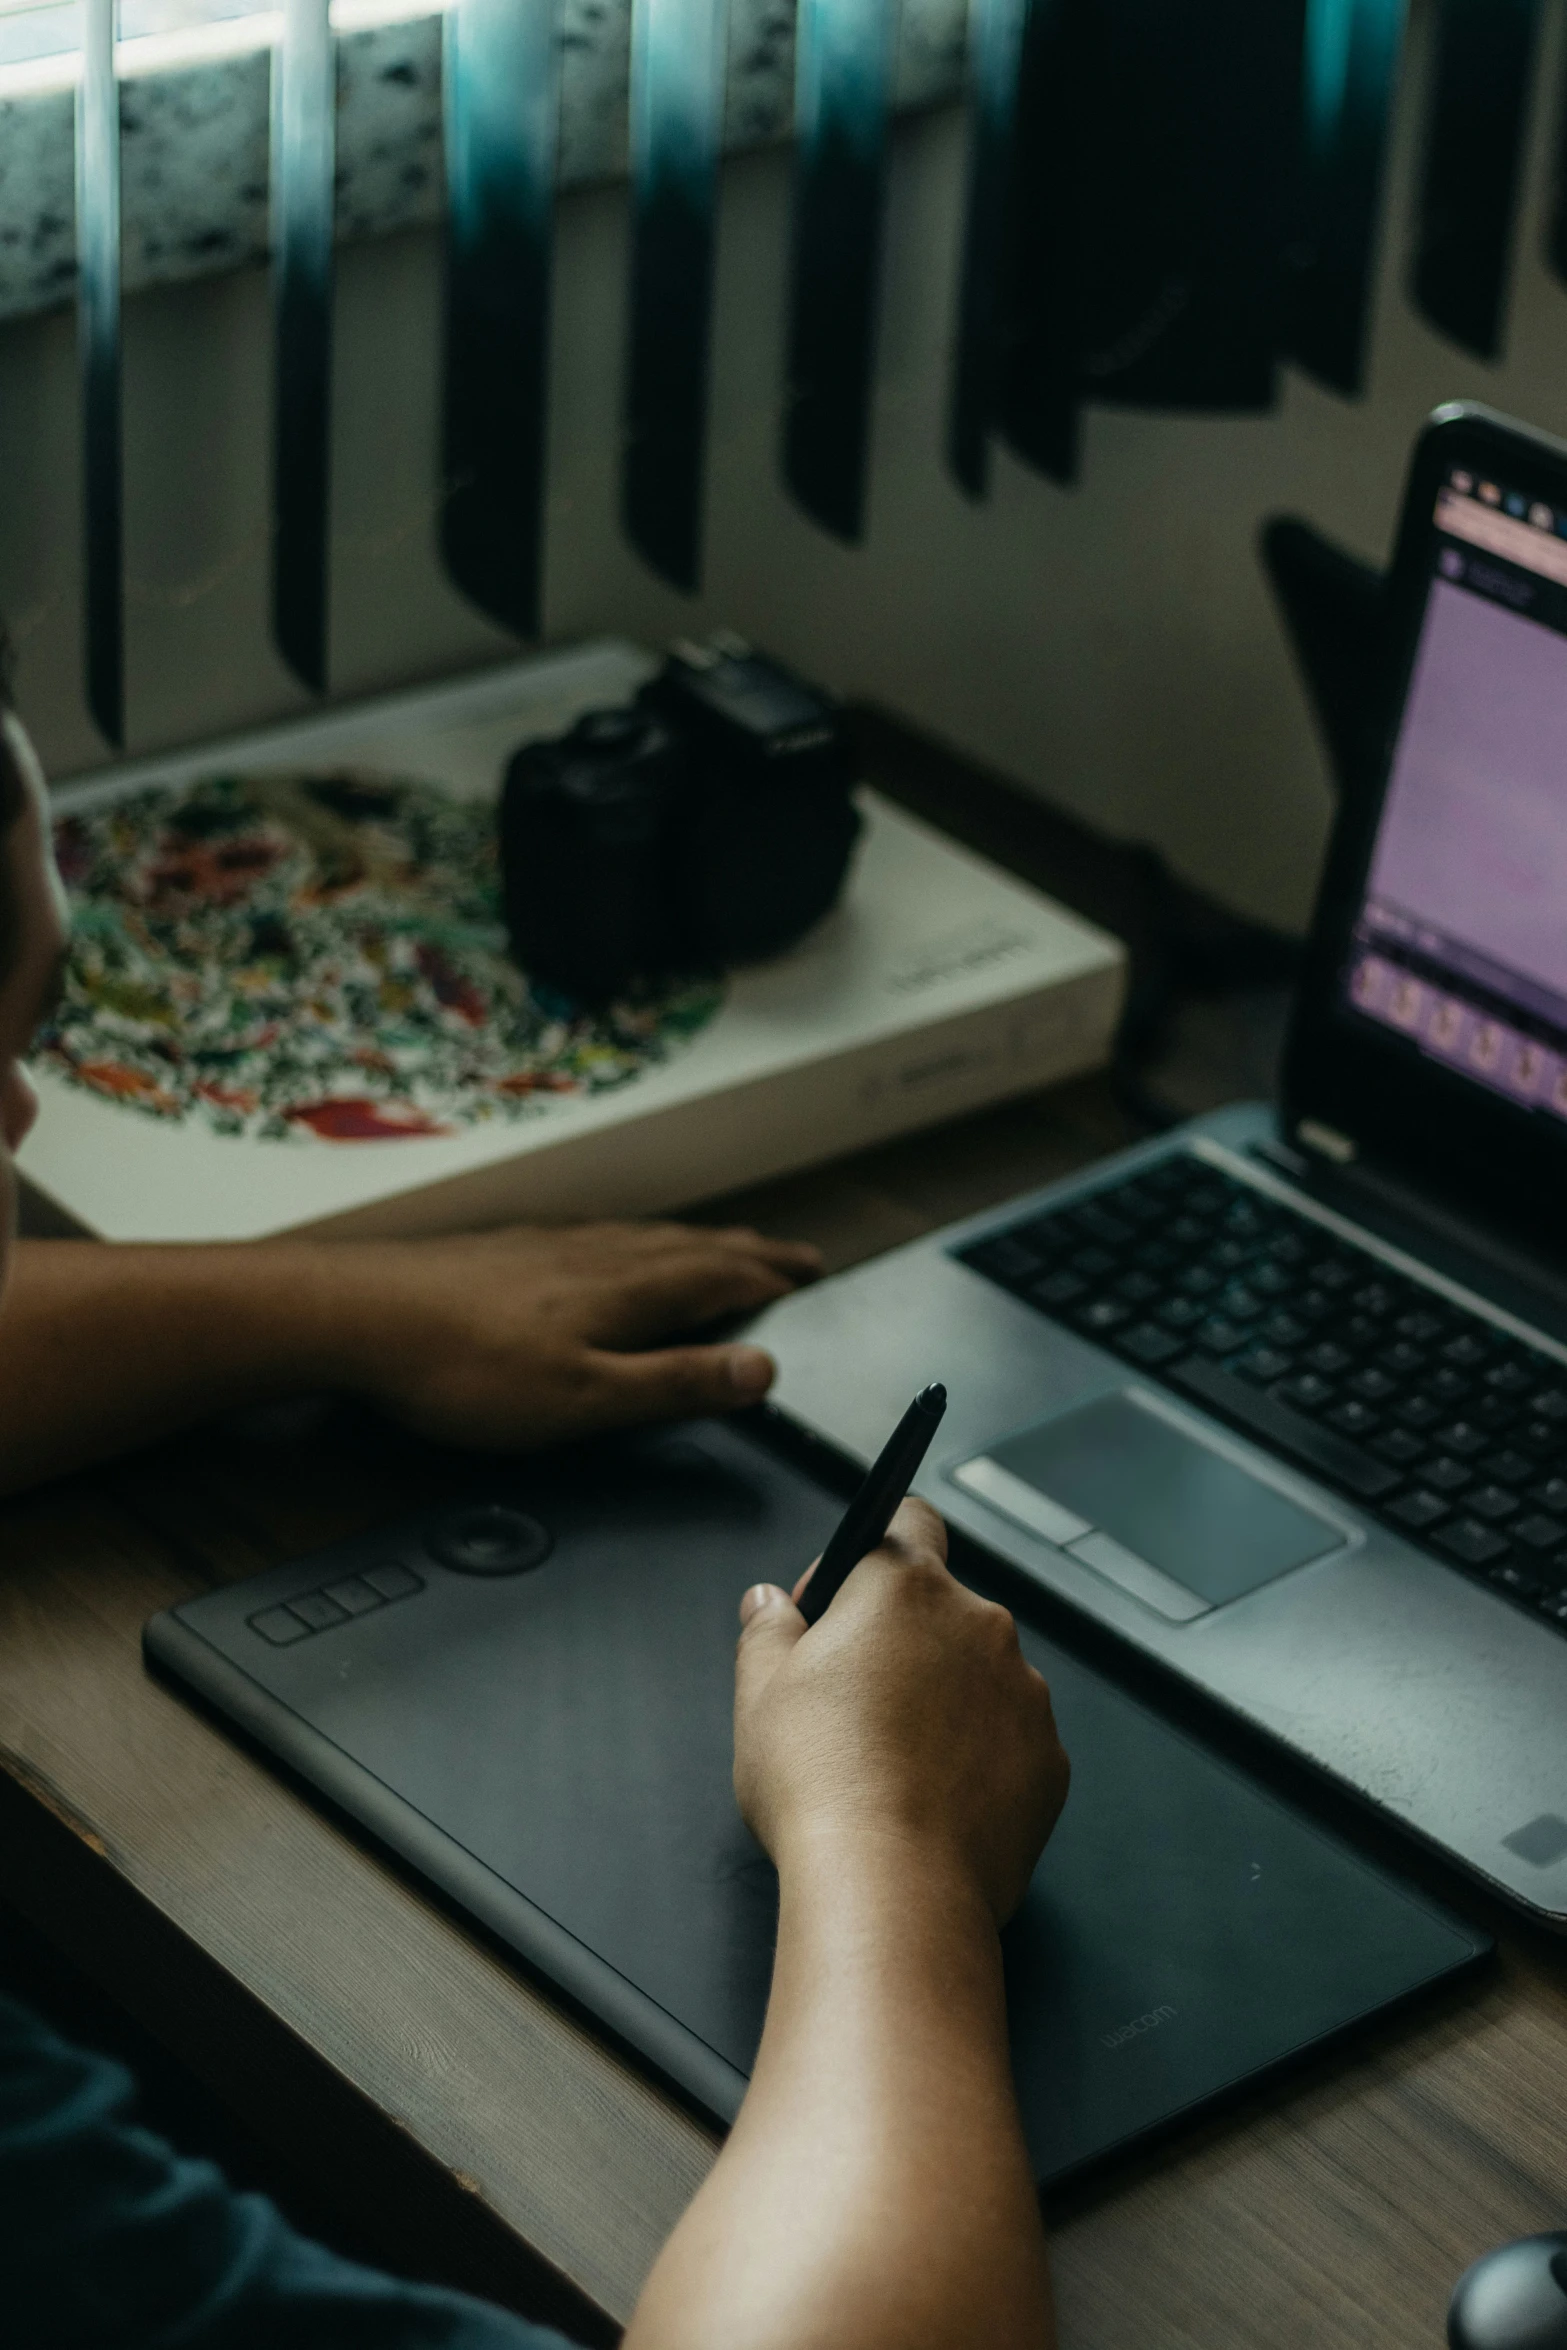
[798,1383,947,1627]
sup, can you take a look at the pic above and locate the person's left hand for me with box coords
[320,1217,822,1450]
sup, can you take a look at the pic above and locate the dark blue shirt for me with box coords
[2,1991,578,2349]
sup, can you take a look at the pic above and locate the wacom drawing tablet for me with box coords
[144,1418,1489,2183]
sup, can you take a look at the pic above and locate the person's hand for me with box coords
[324,1217,823,1450]
[732,1499,1068,1926]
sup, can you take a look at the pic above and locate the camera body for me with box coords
[499,638,862,1004]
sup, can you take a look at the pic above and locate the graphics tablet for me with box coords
[145,1417,1489,2185]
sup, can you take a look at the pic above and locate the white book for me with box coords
[20,641,1127,1243]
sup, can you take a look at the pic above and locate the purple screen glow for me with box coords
[1368,579,1567,1005]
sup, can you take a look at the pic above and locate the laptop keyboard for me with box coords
[956,1151,1567,1637]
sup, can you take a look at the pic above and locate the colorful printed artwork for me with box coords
[39,769,723,1141]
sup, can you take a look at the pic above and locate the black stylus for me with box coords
[798,1384,948,1627]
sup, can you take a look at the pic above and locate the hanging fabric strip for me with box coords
[441,0,559,636]
[1069,0,1304,412]
[782,0,895,542]
[1411,0,1541,361]
[993,0,1078,484]
[1287,0,1406,395]
[77,0,123,748]
[947,0,1028,498]
[622,0,727,590]
[271,0,336,693]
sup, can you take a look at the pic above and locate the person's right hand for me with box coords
[733,1499,1069,1926]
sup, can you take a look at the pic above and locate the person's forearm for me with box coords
[623,1825,1055,2350]
[0,1239,364,1493]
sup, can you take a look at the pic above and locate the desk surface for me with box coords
[5,739,1567,2349]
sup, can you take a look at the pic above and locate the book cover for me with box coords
[20,641,1126,1242]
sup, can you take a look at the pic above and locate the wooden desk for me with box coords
[4,735,1567,2347]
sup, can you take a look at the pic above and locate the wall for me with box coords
[5,0,1567,932]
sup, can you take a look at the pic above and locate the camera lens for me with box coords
[426,1504,553,1577]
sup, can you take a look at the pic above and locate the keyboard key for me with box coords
[1233,1345,1294,1384]
[1394,1396,1444,1430]
[1076,1204,1135,1245]
[1533,1388,1567,1422]
[1483,1361,1533,1396]
[1532,1477,1567,1513]
[1211,1241,1252,1272]
[1251,1263,1293,1297]
[1133,1239,1182,1273]
[1435,1422,1486,1457]
[1328,1401,1381,1438]
[1378,1342,1428,1377]
[1158,1297,1205,1330]
[1442,1333,1493,1368]
[1311,1259,1356,1290]
[1489,1562,1542,1600]
[1425,1368,1472,1405]
[1306,1342,1354,1376]
[1350,1368,1397,1403]
[1423,1457,1472,1492]
[1222,1200,1273,1237]
[1373,1429,1427,1466]
[1466,1485,1520,1522]
[1113,1270,1163,1304]
[1218,1284,1264,1320]
[1513,1514,1567,1552]
[1263,1312,1309,1347]
[1265,1234,1309,1266]
[1121,1323,1185,1366]
[1352,1282,1399,1316]
[1178,1265,1221,1297]
[1520,1421,1563,1454]
[1388,1490,1449,1531]
[1075,1298,1131,1335]
[288,1590,348,1632]
[1395,1311,1447,1343]
[1483,1451,1535,1487]
[1538,1592,1567,1623]
[1068,1246,1116,1278]
[1474,1398,1517,1431]
[1277,1373,1336,1412]
[1343,1316,1384,1349]
[1033,1271,1087,1309]
[1434,1520,1511,1568]
[1195,1316,1247,1355]
[963,1236,1042,1284]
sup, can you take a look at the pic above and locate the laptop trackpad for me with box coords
[953,1389,1346,1621]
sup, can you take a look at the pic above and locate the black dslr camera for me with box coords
[498,636,863,1005]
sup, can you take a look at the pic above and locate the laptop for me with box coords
[752,402,1567,1928]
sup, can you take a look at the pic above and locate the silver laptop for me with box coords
[754,403,1567,1928]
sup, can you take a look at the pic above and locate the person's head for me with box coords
[0,634,70,1295]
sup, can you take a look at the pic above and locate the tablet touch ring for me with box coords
[426,1504,553,1576]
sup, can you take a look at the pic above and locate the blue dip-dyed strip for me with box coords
[947,0,1027,497]
[441,0,560,637]
[782,0,895,542]
[271,0,336,693]
[1289,0,1406,394]
[622,0,727,592]
[77,0,124,747]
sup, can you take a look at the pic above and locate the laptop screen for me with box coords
[1342,468,1567,1128]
